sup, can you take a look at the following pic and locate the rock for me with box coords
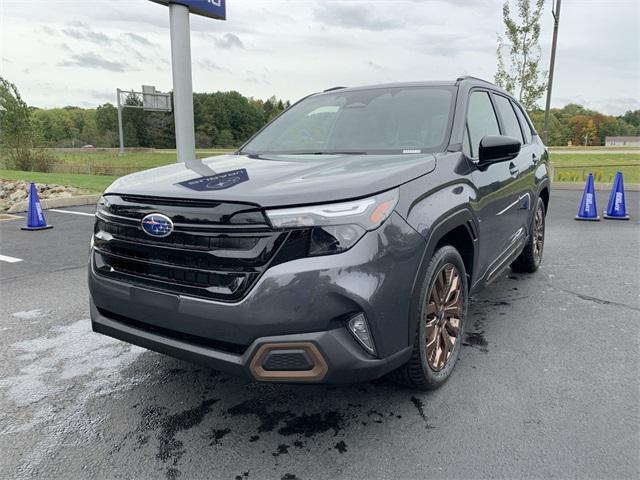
[0,180,83,211]
[9,189,28,202]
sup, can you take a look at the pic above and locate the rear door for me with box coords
[464,90,522,279]
[491,93,534,233]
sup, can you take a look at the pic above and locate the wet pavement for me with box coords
[1,191,639,479]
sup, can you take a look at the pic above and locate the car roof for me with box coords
[316,76,511,97]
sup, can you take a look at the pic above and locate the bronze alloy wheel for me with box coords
[425,263,463,371]
[533,204,545,261]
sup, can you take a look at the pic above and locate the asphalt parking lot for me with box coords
[1,190,638,480]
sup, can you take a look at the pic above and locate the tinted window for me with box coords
[466,91,500,157]
[513,102,532,143]
[494,94,524,143]
[241,87,454,155]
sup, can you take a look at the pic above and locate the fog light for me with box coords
[347,313,376,355]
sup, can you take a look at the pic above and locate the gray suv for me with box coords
[89,77,549,389]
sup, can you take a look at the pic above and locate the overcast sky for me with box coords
[0,0,638,114]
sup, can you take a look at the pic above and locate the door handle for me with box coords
[509,162,519,176]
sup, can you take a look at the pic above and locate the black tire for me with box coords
[510,197,546,273]
[392,245,468,390]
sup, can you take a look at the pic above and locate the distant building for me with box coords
[605,136,640,147]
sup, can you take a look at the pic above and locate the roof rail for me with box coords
[455,75,495,86]
[323,86,347,92]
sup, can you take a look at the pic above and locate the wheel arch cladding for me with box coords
[539,186,550,213]
[406,208,477,346]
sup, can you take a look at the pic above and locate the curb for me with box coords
[552,183,640,192]
[7,194,101,214]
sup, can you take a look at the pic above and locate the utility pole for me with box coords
[543,0,561,145]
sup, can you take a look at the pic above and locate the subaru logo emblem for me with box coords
[141,213,174,238]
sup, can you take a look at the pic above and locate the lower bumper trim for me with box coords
[90,300,413,384]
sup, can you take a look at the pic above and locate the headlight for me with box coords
[266,189,399,256]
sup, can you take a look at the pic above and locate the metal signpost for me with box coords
[116,86,172,156]
[149,0,227,163]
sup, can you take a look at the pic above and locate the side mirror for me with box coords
[478,135,521,165]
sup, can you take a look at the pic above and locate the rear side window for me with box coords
[512,102,533,144]
[465,91,500,158]
[493,94,524,143]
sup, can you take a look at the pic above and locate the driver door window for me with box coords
[464,91,500,157]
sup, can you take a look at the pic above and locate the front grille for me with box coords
[92,194,301,302]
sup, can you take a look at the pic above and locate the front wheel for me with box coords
[511,197,546,273]
[392,246,468,390]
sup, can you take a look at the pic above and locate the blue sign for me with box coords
[177,169,250,191]
[141,213,174,237]
[150,0,226,20]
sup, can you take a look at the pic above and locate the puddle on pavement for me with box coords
[104,366,442,480]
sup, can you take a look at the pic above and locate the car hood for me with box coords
[105,152,437,207]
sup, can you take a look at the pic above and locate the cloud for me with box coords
[197,59,229,72]
[368,61,386,70]
[417,31,495,58]
[213,33,244,49]
[62,26,114,45]
[59,53,127,72]
[123,32,153,47]
[313,4,403,31]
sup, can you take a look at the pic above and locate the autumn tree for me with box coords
[495,0,547,110]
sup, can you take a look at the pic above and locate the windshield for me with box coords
[240,86,455,155]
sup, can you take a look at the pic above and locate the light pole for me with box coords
[543,0,561,145]
[117,88,125,156]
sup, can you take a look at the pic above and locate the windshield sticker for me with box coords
[177,168,249,191]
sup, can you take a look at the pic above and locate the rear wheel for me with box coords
[511,197,546,273]
[392,246,468,390]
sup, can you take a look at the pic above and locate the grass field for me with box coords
[549,153,639,183]
[2,148,638,193]
[50,149,233,174]
[0,169,117,192]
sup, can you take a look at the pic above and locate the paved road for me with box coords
[1,191,638,480]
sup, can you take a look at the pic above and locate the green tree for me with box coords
[495,0,547,110]
[621,110,640,129]
[529,109,568,146]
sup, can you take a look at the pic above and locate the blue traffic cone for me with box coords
[21,182,53,231]
[575,173,600,221]
[603,171,630,220]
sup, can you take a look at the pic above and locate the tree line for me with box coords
[21,84,640,150]
[528,105,640,146]
[29,91,290,150]
[2,76,639,174]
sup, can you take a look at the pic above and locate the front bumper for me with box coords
[89,212,424,383]
[91,300,413,383]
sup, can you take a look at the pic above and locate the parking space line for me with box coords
[0,254,23,263]
[49,209,95,217]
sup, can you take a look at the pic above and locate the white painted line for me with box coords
[49,209,95,217]
[0,254,23,263]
